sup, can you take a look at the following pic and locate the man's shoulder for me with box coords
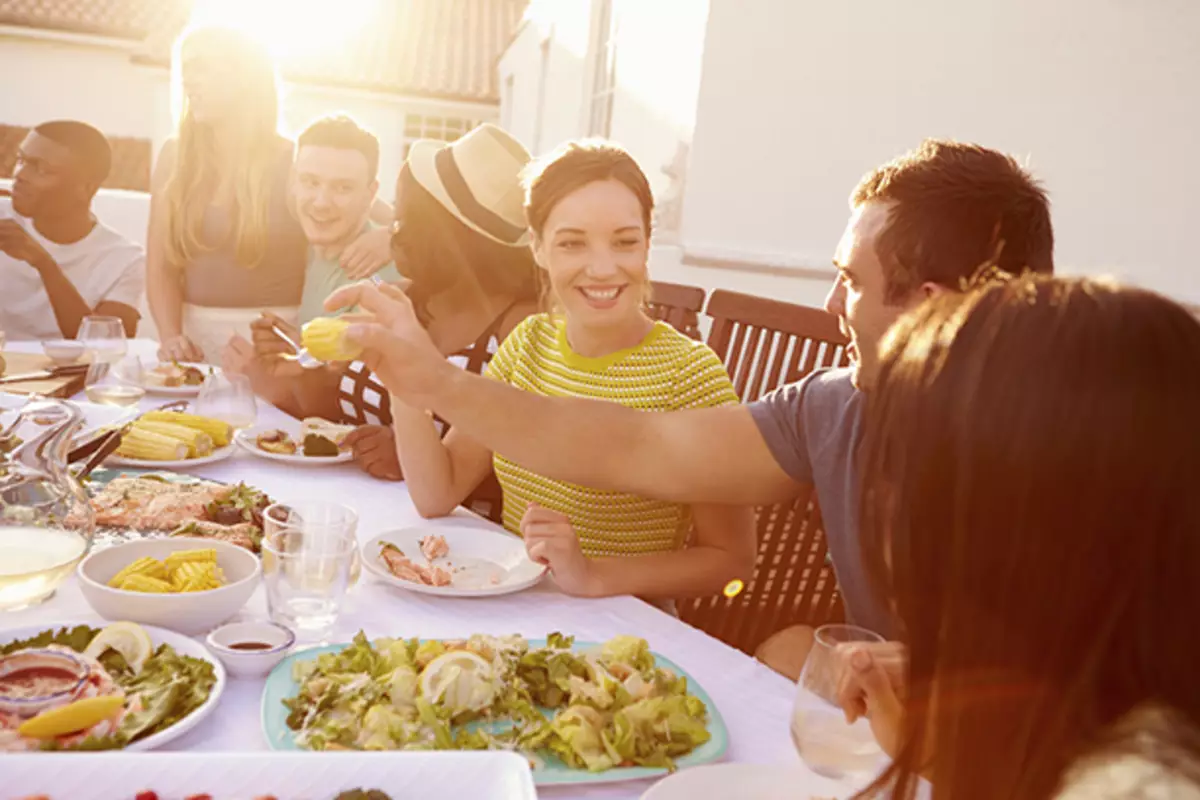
[764,366,860,410]
[87,219,144,259]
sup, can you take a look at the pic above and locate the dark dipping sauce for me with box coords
[229,641,274,651]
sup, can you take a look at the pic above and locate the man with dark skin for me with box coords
[1,121,143,340]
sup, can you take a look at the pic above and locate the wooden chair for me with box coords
[677,289,852,657]
[704,289,850,401]
[648,281,706,340]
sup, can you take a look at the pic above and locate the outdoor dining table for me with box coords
[4,339,829,799]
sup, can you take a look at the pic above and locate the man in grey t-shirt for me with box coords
[324,140,1056,674]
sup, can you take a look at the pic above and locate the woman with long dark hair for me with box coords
[845,275,1200,799]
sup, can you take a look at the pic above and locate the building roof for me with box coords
[0,0,525,103]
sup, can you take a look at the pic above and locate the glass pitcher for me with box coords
[0,398,95,611]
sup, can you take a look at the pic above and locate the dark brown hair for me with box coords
[298,114,380,179]
[853,139,1054,302]
[522,139,654,238]
[858,276,1200,799]
[391,164,538,325]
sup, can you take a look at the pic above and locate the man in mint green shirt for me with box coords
[292,115,401,323]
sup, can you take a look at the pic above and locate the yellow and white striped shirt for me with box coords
[485,314,739,556]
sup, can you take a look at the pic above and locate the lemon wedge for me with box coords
[83,621,154,674]
[18,693,127,739]
[418,650,495,713]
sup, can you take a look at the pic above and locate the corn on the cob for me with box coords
[108,556,167,587]
[302,317,362,362]
[115,426,188,461]
[133,420,213,457]
[116,574,174,593]
[139,411,233,447]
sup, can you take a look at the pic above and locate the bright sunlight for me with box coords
[187,0,378,61]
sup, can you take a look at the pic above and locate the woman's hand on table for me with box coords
[521,502,600,597]
[835,640,907,757]
[345,425,403,481]
[158,333,203,362]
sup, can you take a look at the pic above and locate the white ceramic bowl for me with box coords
[205,620,295,678]
[77,537,260,635]
[42,339,85,365]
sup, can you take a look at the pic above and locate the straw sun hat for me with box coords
[406,123,532,247]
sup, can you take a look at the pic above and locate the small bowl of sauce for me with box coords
[205,621,295,679]
[0,648,90,716]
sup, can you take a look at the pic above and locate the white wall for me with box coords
[498,0,711,210]
[684,0,1200,307]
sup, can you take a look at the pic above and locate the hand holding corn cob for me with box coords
[302,317,363,362]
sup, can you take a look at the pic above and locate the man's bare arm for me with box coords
[426,367,798,506]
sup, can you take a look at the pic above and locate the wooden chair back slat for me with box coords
[678,289,853,656]
[648,281,706,339]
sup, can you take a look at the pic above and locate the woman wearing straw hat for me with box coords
[235,123,540,487]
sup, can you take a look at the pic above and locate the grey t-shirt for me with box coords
[747,367,894,637]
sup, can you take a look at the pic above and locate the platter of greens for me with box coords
[260,632,727,786]
[0,621,223,752]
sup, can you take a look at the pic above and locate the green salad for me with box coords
[0,624,216,751]
[283,632,711,771]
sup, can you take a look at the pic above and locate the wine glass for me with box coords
[77,316,127,364]
[83,356,146,408]
[791,624,887,781]
[195,372,258,430]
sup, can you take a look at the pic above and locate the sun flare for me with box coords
[187,0,378,61]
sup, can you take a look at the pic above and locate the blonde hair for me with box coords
[164,25,281,270]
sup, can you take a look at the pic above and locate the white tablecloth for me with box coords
[3,340,826,800]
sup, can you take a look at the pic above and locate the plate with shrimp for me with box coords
[362,522,547,598]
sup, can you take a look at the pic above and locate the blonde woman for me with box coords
[147,26,388,363]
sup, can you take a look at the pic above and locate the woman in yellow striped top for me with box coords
[388,140,755,602]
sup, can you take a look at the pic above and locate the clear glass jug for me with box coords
[0,398,95,611]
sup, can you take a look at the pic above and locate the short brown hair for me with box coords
[522,139,654,237]
[298,114,380,179]
[853,139,1054,301]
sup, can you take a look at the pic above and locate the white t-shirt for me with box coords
[0,199,145,340]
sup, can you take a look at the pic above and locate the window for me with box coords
[587,0,619,137]
[402,113,479,157]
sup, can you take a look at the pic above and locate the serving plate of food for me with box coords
[235,418,355,465]
[363,525,546,597]
[75,469,272,552]
[3,750,537,799]
[140,362,215,396]
[105,411,236,469]
[261,631,727,787]
[0,620,224,753]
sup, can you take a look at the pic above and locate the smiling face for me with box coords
[825,201,929,390]
[532,178,650,332]
[293,145,377,248]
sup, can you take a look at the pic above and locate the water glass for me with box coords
[791,624,887,780]
[195,372,258,430]
[262,527,357,643]
[263,501,361,586]
[83,356,145,407]
[77,316,127,363]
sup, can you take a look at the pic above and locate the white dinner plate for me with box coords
[641,762,863,800]
[364,523,547,597]
[3,750,537,799]
[234,423,354,465]
[140,361,219,397]
[106,442,236,469]
[0,620,226,752]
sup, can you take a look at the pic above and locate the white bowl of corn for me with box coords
[77,537,260,635]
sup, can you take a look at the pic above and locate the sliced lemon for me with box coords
[18,693,127,739]
[418,650,495,713]
[83,621,154,674]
